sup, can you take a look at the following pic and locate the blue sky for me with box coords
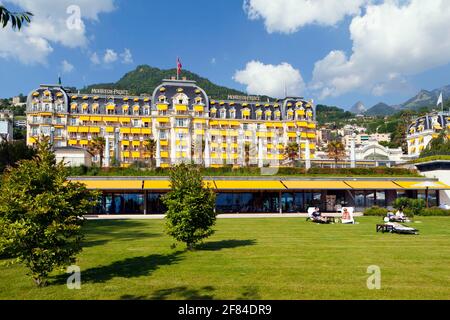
[1,0,450,110]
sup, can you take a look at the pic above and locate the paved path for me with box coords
[85,213,364,220]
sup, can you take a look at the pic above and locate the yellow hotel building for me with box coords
[26,79,317,167]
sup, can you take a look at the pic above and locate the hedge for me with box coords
[421,207,450,216]
[364,206,389,216]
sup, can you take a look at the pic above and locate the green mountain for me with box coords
[365,102,397,116]
[81,65,248,100]
[316,104,355,126]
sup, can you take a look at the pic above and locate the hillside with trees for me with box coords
[82,65,249,100]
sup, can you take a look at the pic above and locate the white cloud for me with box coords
[0,0,115,64]
[211,57,217,65]
[312,0,450,98]
[61,60,74,73]
[103,49,118,63]
[234,60,305,98]
[244,0,366,34]
[90,52,101,64]
[120,48,133,64]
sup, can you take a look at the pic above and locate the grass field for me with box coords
[0,217,449,300]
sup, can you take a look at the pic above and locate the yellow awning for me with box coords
[194,105,204,112]
[143,180,171,190]
[157,104,168,111]
[103,117,118,122]
[194,119,207,124]
[90,116,102,122]
[345,181,401,190]
[214,180,286,190]
[90,127,100,133]
[75,180,143,190]
[79,116,90,121]
[283,181,349,190]
[395,181,450,190]
[120,118,131,123]
[175,105,188,111]
[157,118,170,123]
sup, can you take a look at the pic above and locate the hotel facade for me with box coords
[26,79,317,168]
[407,112,450,157]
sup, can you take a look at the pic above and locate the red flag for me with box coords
[177,57,182,78]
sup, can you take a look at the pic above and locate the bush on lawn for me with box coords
[421,207,450,216]
[393,198,425,217]
[364,206,389,216]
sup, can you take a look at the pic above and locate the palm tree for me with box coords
[244,142,251,167]
[88,137,106,168]
[145,138,157,168]
[284,142,299,166]
[191,137,205,165]
[327,140,346,168]
[0,6,33,30]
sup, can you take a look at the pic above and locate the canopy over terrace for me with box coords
[69,177,450,214]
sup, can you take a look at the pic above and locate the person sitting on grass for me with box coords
[395,208,405,221]
[311,207,329,224]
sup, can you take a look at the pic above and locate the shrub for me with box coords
[364,206,389,216]
[393,197,425,217]
[421,207,450,216]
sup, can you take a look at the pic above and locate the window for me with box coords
[133,120,140,127]
[220,109,226,119]
[176,119,187,127]
[159,131,168,140]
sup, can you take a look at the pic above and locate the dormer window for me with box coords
[172,93,189,106]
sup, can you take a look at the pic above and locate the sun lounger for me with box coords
[377,222,419,235]
[340,207,355,224]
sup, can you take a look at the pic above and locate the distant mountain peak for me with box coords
[350,101,367,114]
[365,102,396,116]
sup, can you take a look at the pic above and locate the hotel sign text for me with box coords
[227,95,261,102]
[91,88,129,96]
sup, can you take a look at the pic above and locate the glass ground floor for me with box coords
[91,189,440,215]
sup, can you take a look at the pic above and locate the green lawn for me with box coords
[0,217,449,300]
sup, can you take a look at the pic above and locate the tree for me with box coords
[284,142,300,166]
[327,140,346,167]
[145,137,157,167]
[244,142,251,166]
[0,5,33,30]
[0,138,98,286]
[191,137,205,165]
[162,163,217,250]
[87,136,106,168]
[0,139,36,173]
